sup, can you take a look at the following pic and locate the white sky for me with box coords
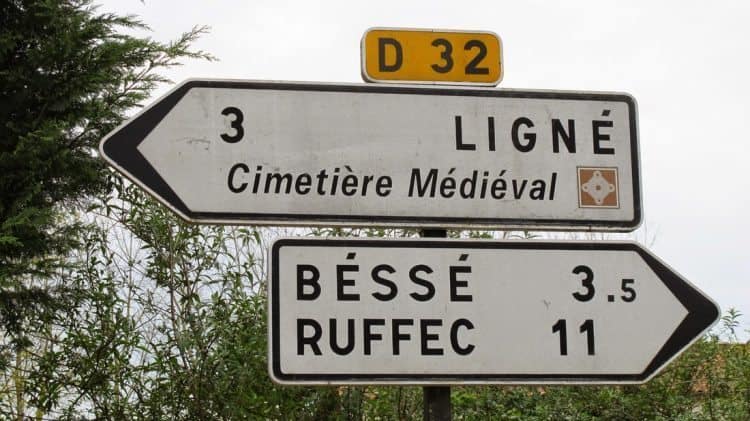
[99,0,750,337]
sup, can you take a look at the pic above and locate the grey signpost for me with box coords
[420,228,450,421]
[98,77,716,421]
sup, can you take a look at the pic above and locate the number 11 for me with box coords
[552,319,595,356]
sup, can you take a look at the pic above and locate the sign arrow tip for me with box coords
[99,81,197,220]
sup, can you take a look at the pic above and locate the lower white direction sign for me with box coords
[268,238,719,385]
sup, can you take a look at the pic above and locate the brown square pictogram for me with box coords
[578,167,619,208]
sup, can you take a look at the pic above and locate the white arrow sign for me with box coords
[268,238,719,385]
[100,79,641,230]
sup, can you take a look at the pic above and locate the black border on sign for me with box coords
[101,79,642,231]
[269,238,718,384]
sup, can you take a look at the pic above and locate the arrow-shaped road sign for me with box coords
[268,238,719,384]
[99,79,641,231]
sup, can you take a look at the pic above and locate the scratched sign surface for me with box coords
[99,80,640,230]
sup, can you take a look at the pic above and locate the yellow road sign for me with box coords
[361,28,502,86]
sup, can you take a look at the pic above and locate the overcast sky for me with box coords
[99,0,749,337]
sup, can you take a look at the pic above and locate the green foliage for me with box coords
[3,175,749,418]
[0,0,212,346]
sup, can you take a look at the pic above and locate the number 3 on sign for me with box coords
[220,107,244,143]
[361,28,502,86]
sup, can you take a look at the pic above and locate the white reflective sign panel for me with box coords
[100,79,641,230]
[269,238,719,385]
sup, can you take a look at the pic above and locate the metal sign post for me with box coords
[420,229,451,421]
[94,27,717,421]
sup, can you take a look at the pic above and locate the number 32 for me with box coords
[430,38,489,75]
